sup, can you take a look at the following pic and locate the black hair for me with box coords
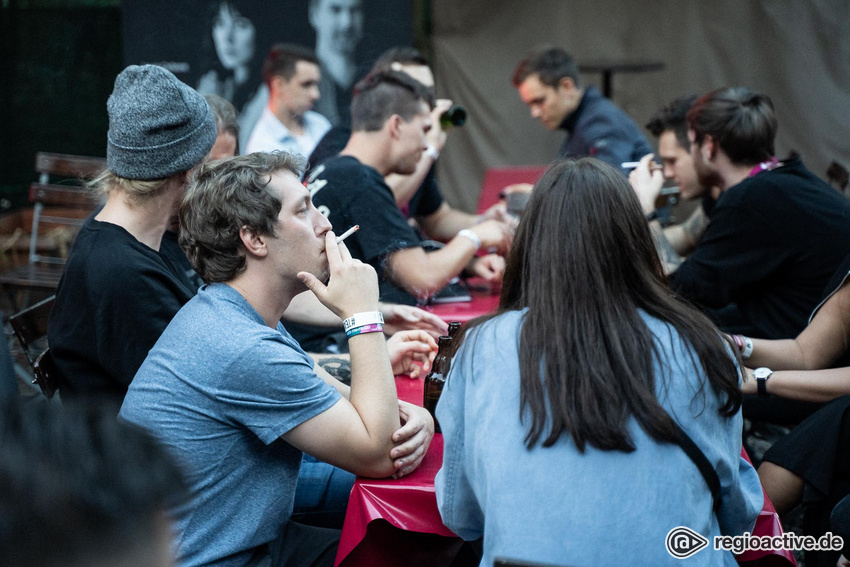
[646,94,699,151]
[350,70,435,132]
[262,43,320,86]
[0,401,186,567]
[687,87,778,165]
[512,45,581,89]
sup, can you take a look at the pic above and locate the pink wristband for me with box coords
[732,334,744,352]
[346,323,383,339]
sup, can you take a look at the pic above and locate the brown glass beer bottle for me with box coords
[423,335,452,433]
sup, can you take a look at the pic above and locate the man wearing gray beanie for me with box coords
[48,64,217,409]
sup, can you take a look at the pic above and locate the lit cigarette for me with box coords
[621,161,662,171]
[335,225,359,244]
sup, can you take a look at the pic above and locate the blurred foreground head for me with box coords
[0,401,186,567]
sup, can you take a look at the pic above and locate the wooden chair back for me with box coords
[0,153,105,310]
[28,152,106,265]
[34,152,107,182]
[9,295,58,398]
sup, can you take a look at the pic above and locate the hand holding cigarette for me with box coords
[627,153,665,214]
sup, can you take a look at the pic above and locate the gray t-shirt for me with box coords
[120,283,341,567]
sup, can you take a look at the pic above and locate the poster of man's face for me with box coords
[123,0,412,126]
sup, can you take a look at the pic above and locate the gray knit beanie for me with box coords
[107,65,217,180]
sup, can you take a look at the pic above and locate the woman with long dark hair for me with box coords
[435,158,763,565]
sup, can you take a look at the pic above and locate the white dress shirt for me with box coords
[244,107,332,159]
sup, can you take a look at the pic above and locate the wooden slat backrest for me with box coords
[28,183,100,209]
[27,163,103,264]
[34,152,107,181]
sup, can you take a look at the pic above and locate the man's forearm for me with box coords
[348,332,401,447]
[417,204,478,242]
[664,206,709,256]
[649,220,683,274]
[663,226,695,257]
[386,238,478,299]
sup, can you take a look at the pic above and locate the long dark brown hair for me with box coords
[457,158,742,452]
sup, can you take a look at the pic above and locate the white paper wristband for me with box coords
[342,311,384,333]
[741,335,754,360]
[457,229,481,250]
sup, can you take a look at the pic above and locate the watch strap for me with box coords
[757,376,768,398]
[754,367,772,398]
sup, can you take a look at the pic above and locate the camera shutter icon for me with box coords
[666,526,709,559]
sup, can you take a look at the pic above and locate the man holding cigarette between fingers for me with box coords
[513,46,652,173]
[308,70,511,305]
[120,152,435,567]
[627,94,717,272]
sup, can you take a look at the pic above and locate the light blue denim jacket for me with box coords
[435,309,763,566]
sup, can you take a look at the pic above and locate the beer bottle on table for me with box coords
[448,321,462,339]
[423,335,452,433]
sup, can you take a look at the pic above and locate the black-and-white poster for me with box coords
[123,0,413,142]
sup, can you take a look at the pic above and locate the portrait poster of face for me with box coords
[123,0,413,132]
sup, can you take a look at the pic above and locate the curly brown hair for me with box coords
[179,151,305,283]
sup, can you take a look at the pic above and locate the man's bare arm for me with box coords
[649,220,684,274]
[416,202,480,242]
[663,206,709,257]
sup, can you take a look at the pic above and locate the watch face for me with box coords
[754,367,772,380]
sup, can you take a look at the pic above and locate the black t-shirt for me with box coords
[308,126,443,220]
[670,157,850,339]
[407,168,443,219]
[48,219,195,407]
[307,155,422,305]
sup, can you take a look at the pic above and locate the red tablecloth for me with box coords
[335,377,455,567]
[335,377,796,566]
[423,281,500,324]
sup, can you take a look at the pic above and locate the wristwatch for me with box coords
[753,367,773,398]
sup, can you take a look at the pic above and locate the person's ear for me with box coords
[270,75,287,96]
[557,76,576,93]
[239,226,269,258]
[387,114,403,139]
[703,134,717,160]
